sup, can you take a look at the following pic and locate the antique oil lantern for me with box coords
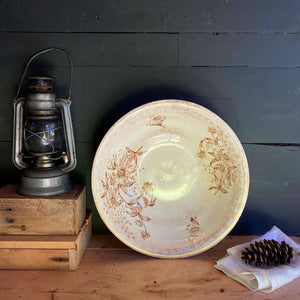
[12,48,76,196]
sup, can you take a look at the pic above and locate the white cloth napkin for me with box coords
[215,226,300,293]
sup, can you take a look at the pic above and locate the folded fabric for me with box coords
[214,226,300,293]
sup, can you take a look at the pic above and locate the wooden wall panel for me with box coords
[1,66,299,144]
[1,0,300,33]
[0,0,299,235]
[234,144,300,235]
[179,33,300,67]
[0,33,178,67]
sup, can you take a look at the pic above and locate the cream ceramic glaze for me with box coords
[92,100,249,258]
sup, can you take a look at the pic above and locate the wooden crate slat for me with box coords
[0,236,77,249]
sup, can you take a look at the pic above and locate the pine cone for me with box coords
[241,239,294,266]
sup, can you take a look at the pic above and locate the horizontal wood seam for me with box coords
[2,31,300,34]
[243,143,300,147]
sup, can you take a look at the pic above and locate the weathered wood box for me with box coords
[0,185,91,270]
[0,185,86,235]
[0,212,92,270]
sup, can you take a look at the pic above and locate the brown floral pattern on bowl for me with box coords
[197,127,238,194]
[100,146,156,239]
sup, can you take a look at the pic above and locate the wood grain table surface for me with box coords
[0,235,299,300]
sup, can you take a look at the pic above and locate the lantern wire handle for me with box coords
[14,47,73,101]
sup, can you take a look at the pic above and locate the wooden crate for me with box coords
[0,185,86,235]
[0,211,91,270]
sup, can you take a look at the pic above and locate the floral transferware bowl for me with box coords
[92,100,249,258]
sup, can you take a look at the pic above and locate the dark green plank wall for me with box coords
[0,0,299,235]
[1,0,300,32]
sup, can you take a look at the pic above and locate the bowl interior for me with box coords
[92,100,249,258]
